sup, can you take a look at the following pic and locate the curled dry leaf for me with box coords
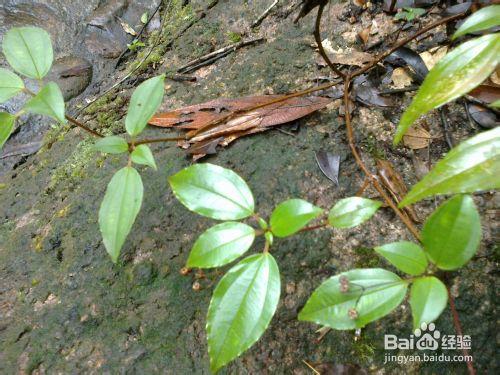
[149,95,331,158]
[376,159,420,223]
[403,125,431,149]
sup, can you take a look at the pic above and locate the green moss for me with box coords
[352,340,375,363]
[355,247,381,268]
[227,31,242,43]
[47,138,103,192]
[362,134,385,160]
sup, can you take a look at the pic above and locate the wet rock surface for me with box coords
[0,0,161,174]
[0,1,497,374]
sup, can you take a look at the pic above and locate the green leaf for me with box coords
[125,75,165,136]
[141,12,148,24]
[299,268,408,329]
[400,127,500,206]
[328,197,382,228]
[0,68,24,103]
[453,5,500,39]
[99,167,143,263]
[394,34,500,144]
[168,163,254,220]
[410,276,448,330]
[207,253,280,372]
[24,82,66,123]
[375,241,428,276]
[131,144,156,170]
[490,99,500,108]
[270,199,323,237]
[187,222,255,268]
[94,136,129,154]
[0,112,16,150]
[2,26,53,79]
[422,195,481,270]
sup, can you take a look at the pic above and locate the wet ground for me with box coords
[0,1,497,374]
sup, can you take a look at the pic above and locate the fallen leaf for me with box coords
[385,47,428,83]
[149,95,331,158]
[420,46,448,70]
[391,67,413,88]
[358,26,371,45]
[376,159,420,223]
[120,20,137,36]
[354,78,395,107]
[467,103,499,129]
[468,84,500,104]
[315,150,341,185]
[403,125,431,149]
[491,69,500,85]
[318,41,373,67]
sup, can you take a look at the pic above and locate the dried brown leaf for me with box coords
[149,95,331,158]
[403,125,431,149]
[376,159,420,223]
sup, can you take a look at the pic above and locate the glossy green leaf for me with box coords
[0,68,24,103]
[131,144,156,170]
[207,253,280,372]
[328,197,382,228]
[187,222,255,268]
[270,199,323,237]
[2,27,53,79]
[375,241,428,276]
[94,136,128,154]
[453,5,500,39]
[299,268,408,329]
[24,82,66,123]
[400,127,500,206]
[394,34,500,144]
[168,163,254,220]
[99,167,143,263]
[422,195,481,270]
[125,75,165,136]
[410,276,448,330]
[0,112,16,150]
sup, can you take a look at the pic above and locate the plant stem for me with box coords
[23,88,105,138]
[313,3,345,79]
[314,4,474,373]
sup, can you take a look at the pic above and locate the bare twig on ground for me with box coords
[177,37,265,74]
[252,0,279,28]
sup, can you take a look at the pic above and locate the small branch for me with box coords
[298,221,328,233]
[313,3,345,79]
[251,0,279,28]
[177,37,264,74]
[23,87,104,138]
[65,115,104,138]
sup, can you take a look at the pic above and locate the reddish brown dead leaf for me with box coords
[467,84,500,105]
[376,159,420,223]
[149,95,331,158]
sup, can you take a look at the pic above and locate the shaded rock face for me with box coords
[0,0,161,174]
[0,1,497,374]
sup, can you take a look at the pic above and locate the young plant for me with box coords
[394,7,426,23]
[300,194,481,331]
[0,25,165,263]
[394,4,500,143]
[168,163,382,372]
